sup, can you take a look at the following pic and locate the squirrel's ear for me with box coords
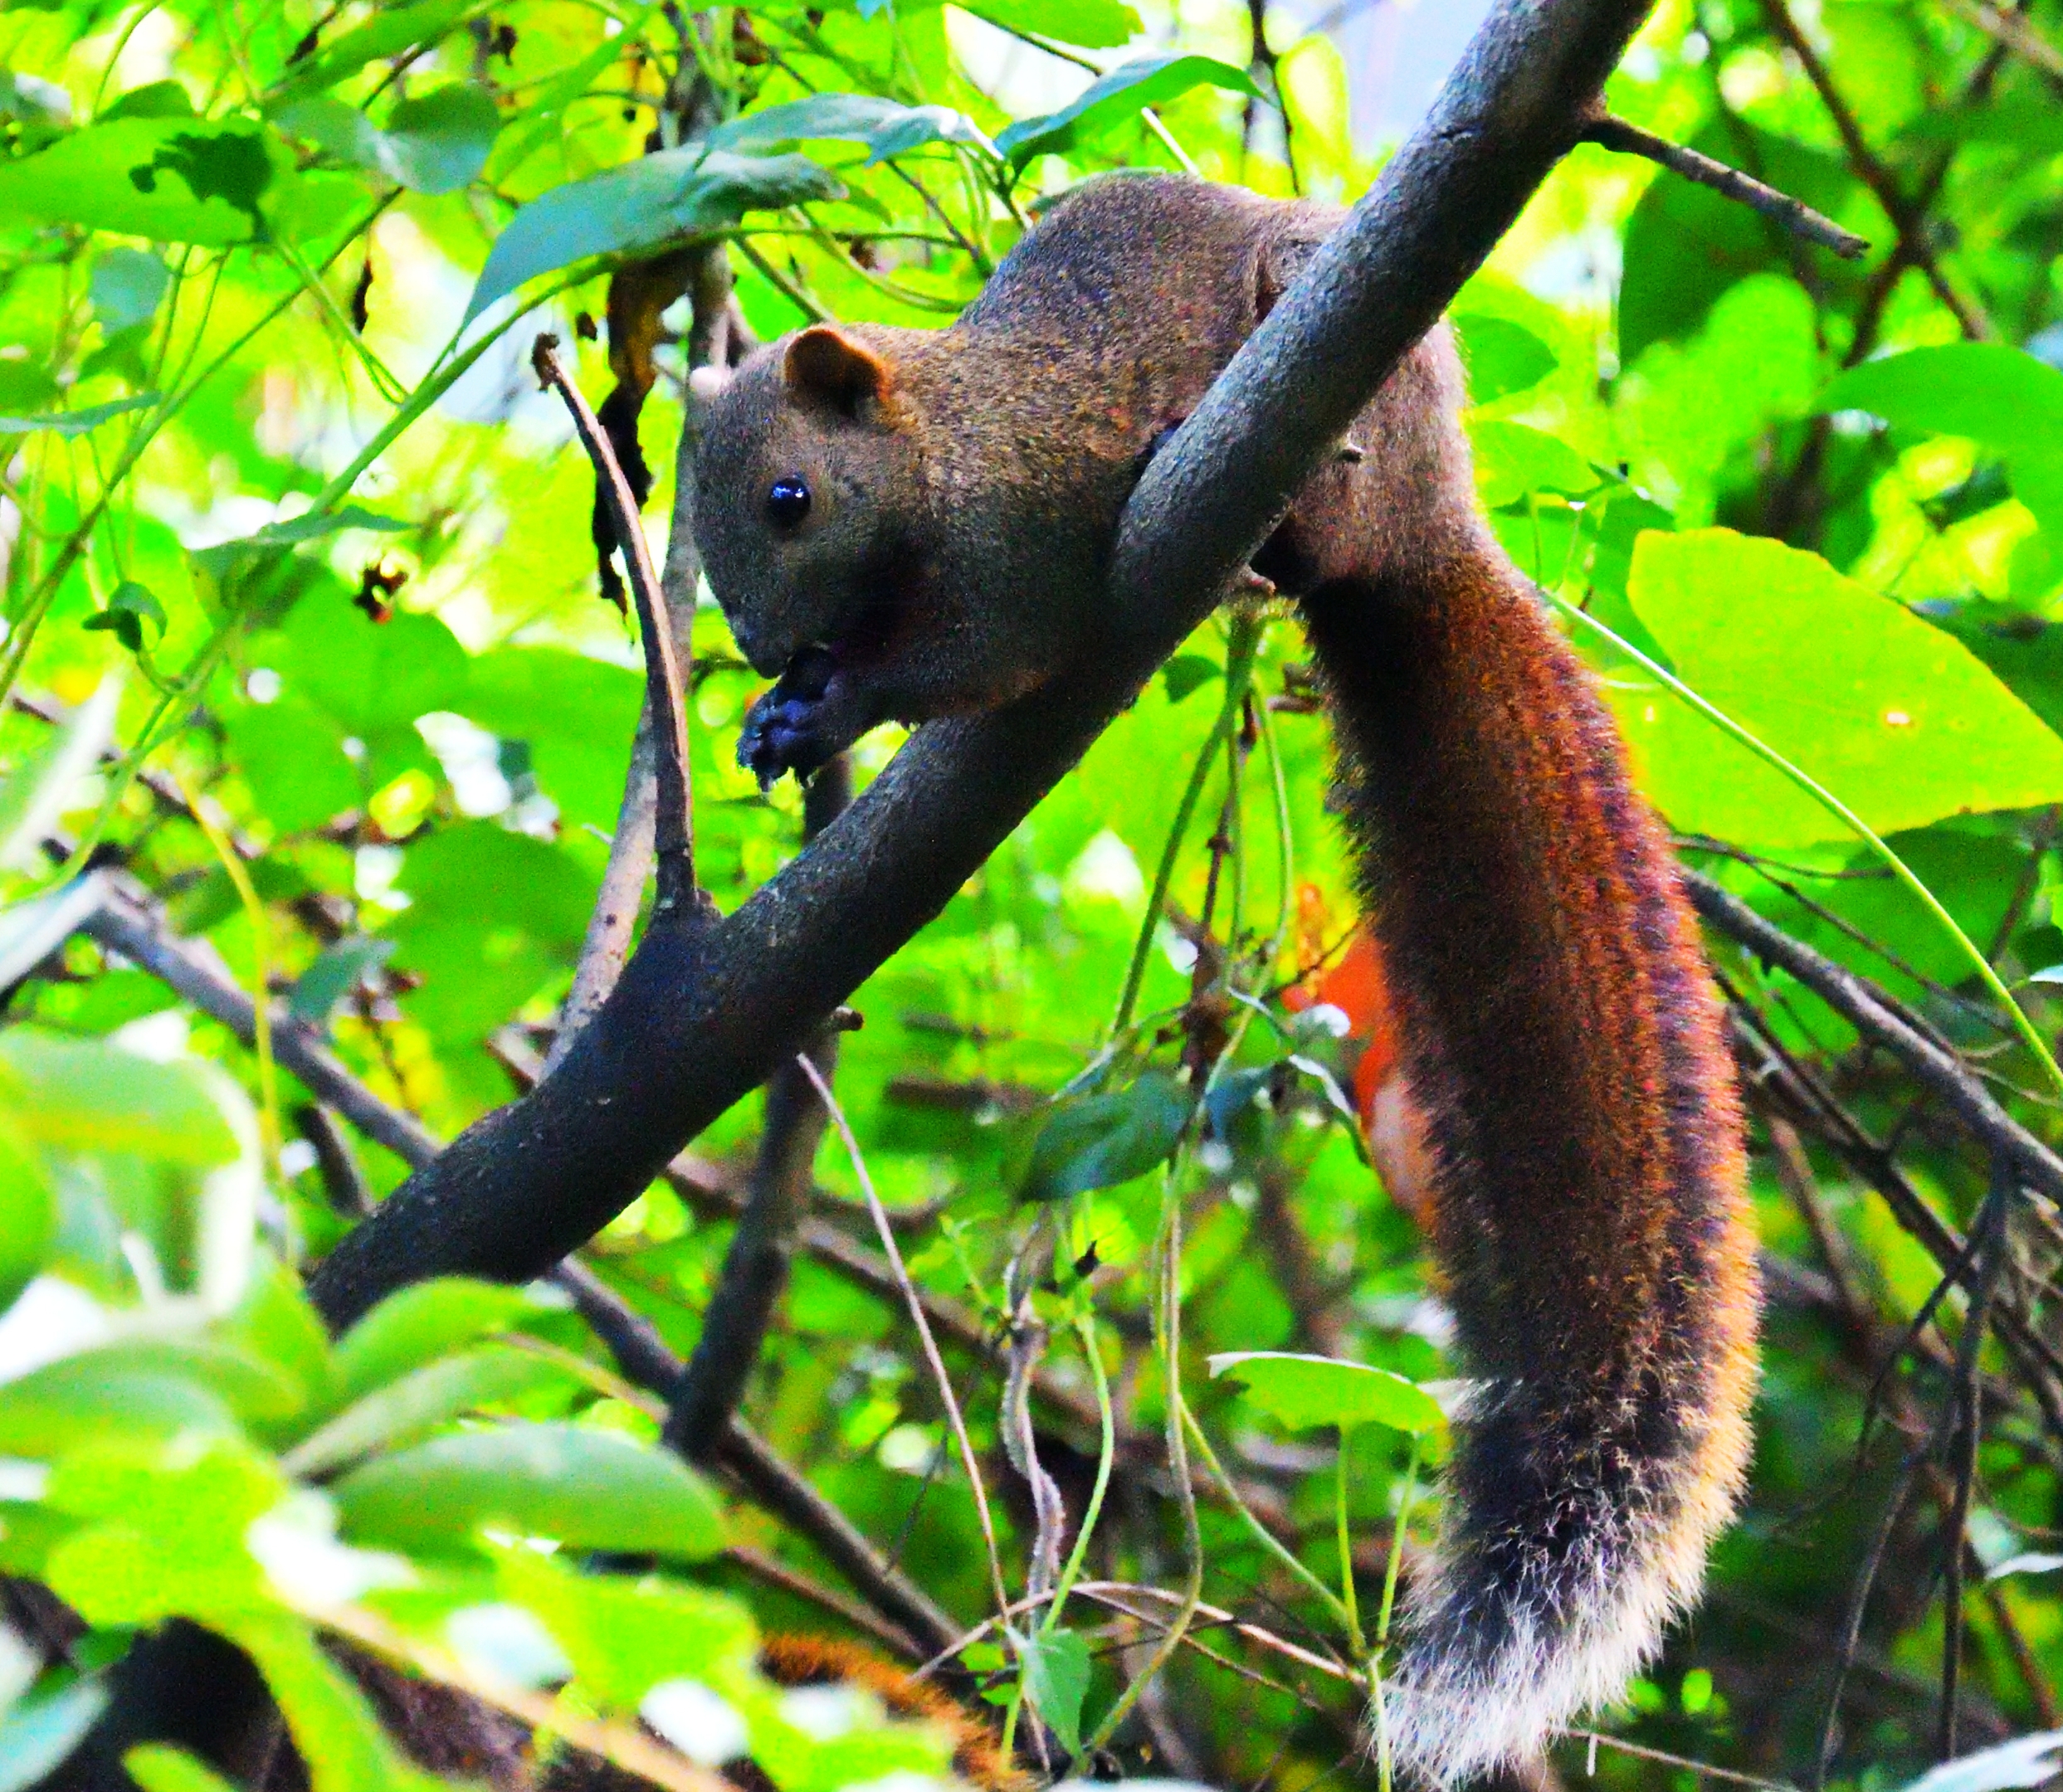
[783,326,893,414]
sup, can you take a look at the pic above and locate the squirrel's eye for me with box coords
[767,476,812,528]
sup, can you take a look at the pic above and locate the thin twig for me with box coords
[1583,111,1867,257]
[532,334,699,917]
[1940,0,2063,78]
[1939,1170,2012,1760]
[1685,871,2063,1205]
[547,709,657,1075]
[797,1054,1013,1628]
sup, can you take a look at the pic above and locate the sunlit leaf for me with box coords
[1207,1351,1445,1434]
[465,148,845,324]
[711,94,991,164]
[1613,530,2063,846]
[333,1278,538,1404]
[334,1422,727,1558]
[996,55,1258,168]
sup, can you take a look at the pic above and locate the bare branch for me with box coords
[1583,111,1868,257]
[532,334,700,918]
[1685,869,2063,1205]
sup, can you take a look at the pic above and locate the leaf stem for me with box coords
[1112,615,1261,1039]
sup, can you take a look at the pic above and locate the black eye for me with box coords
[767,475,811,527]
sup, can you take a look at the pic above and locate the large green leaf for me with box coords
[0,1030,239,1167]
[710,94,990,165]
[1017,1070,1192,1202]
[460,646,642,830]
[1207,1351,1445,1434]
[465,149,845,324]
[285,1346,579,1478]
[333,1277,538,1404]
[0,119,286,245]
[495,1548,758,1710]
[334,1423,727,1558]
[1817,344,2063,538]
[958,0,1139,48]
[276,85,500,195]
[1612,530,2063,847]
[1018,1628,1090,1754]
[996,54,1257,168]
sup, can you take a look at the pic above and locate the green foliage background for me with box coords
[2,0,2063,1785]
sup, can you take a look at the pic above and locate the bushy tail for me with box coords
[1295,504,1759,1784]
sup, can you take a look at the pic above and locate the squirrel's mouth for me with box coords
[781,584,906,684]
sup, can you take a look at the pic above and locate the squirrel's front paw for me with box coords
[738,648,843,789]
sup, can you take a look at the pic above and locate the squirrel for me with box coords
[689,173,1759,1784]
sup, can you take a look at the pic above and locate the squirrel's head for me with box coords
[691,324,924,679]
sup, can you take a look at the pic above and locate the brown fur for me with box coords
[753,1634,1028,1792]
[692,172,1759,1781]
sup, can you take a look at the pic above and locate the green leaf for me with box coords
[0,674,121,874]
[276,85,500,195]
[0,1678,110,1792]
[90,247,171,331]
[995,54,1258,168]
[190,504,404,581]
[81,579,166,651]
[0,394,158,438]
[1161,654,1218,704]
[385,823,593,1044]
[0,1115,54,1312]
[285,1346,580,1478]
[495,1548,758,1710]
[100,81,196,122]
[0,1028,240,1166]
[1018,1629,1090,1755]
[1207,1351,1446,1434]
[224,1614,442,1792]
[1018,1070,1192,1202]
[711,93,991,164]
[1614,530,2063,847]
[44,1435,285,1624]
[279,0,481,95]
[460,646,641,830]
[1817,344,2063,538]
[466,148,845,324]
[1470,421,1599,507]
[334,1422,728,1559]
[1455,313,1557,405]
[124,1743,242,1792]
[958,0,1139,49]
[286,934,397,1026]
[0,1358,240,1458]
[0,119,286,245]
[334,1278,537,1404]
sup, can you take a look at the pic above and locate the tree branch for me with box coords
[1582,111,1868,257]
[1684,869,2063,1205]
[305,0,1665,1335]
[532,334,700,920]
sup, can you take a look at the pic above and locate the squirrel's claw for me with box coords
[739,646,846,789]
